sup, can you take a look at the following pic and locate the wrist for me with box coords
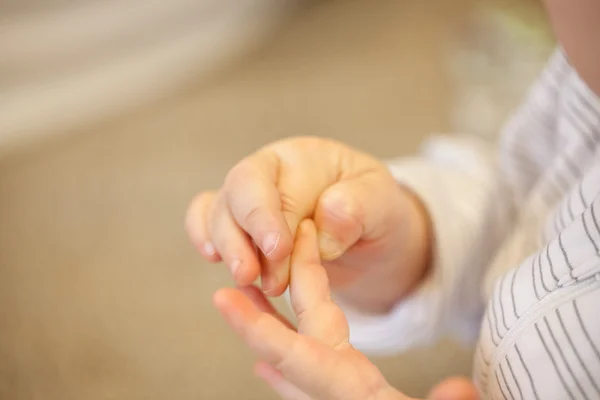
[369,183,433,309]
[397,183,433,290]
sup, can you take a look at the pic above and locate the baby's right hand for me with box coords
[186,137,431,312]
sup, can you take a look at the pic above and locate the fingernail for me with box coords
[203,242,216,256]
[262,274,279,296]
[318,232,344,261]
[230,258,241,278]
[261,232,280,258]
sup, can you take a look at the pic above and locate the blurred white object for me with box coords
[447,3,555,141]
[0,0,296,152]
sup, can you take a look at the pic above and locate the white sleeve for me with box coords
[338,135,517,355]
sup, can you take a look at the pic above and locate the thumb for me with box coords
[427,377,479,400]
[314,171,395,261]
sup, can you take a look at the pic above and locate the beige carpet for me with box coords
[0,1,475,398]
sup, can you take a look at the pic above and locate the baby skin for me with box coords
[186,137,477,400]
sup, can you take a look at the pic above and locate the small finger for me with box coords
[289,220,350,347]
[254,361,311,400]
[185,192,221,261]
[209,199,261,285]
[224,153,294,262]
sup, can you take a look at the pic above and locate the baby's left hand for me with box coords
[213,220,478,400]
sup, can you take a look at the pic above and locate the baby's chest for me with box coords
[474,271,600,400]
[476,160,600,398]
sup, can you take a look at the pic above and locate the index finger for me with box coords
[223,152,293,259]
[289,220,350,348]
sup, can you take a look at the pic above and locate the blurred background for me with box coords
[0,1,553,399]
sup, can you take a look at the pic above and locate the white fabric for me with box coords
[0,0,293,151]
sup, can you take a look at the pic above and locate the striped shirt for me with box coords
[336,49,600,399]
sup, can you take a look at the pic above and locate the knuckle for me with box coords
[224,159,254,189]
[188,191,210,215]
[206,198,226,237]
[196,191,216,211]
[241,204,265,230]
[279,192,303,216]
[186,192,215,235]
[277,136,331,158]
[295,136,322,149]
[321,190,359,220]
[293,303,308,325]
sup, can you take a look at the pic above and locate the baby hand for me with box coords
[213,220,478,400]
[187,137,431,312]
